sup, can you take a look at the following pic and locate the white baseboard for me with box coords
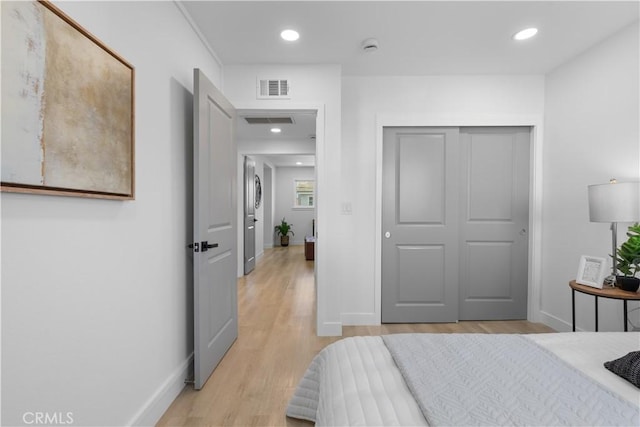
[317,321,342,336]
[341,312,379,326]
[128,353,193,426]
[539,310,573,332]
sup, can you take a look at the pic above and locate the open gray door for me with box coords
[244,156,256,274]
[193,69,237,390]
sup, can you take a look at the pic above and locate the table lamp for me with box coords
[588,179,640,285]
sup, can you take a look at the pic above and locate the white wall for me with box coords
[224,64,343,335]
[339,75,546,325]
[541,23,640,332]
[263,164,274,248]
[274,167,316,245]
[238,139,315,156]
[1,2,222,425]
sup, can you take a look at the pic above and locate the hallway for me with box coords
[158,246,324,426]
[158,246,553,426]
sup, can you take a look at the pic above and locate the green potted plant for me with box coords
[274,217,294,247]
[615,222,640,292]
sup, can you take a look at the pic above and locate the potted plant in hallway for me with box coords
[615,223,640,292]
[275,217,294,247]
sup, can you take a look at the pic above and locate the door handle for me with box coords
[201,241,219,252]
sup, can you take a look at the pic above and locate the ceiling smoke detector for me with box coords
[362,38,379,53]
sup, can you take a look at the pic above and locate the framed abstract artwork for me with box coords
[1,0,135,199]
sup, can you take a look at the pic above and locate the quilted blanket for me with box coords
[286,336,427,426]
[383,333,640,426]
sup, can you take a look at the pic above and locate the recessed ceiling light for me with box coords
[270,127,281,133]
[280,29,299,41]
[513,27,538,41]
[296,162,302,165]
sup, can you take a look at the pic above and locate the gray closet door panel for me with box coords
[396,245,446,304]
[459,127,530,321]
[382,127,459,323]
[464,241,513,299]
[398,134,446,224]
[467,133,515,221]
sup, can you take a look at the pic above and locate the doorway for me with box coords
[381,126,531,323]
[236,109,317,277]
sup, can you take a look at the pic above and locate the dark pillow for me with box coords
[604,351,640,388]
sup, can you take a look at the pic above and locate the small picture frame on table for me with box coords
[576,255,608,289]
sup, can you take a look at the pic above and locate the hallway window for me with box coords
[294,179,314,208]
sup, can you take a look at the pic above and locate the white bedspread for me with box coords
[286,332,640,426]
[529,332,640,406]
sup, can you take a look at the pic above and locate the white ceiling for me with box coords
[237,110,316,141]
[260,154,316,167]
[182,1,639,76]
[183,0,638,168]
[237,110,317,167]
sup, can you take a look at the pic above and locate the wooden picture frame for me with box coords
[1,0,135,200]
[576,255,608,289]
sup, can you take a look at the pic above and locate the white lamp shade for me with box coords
[588,181,640,222]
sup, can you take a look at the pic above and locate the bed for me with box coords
[287,332,640,426]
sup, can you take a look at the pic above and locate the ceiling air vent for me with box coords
[257,78,290,99]
[244,117,294,124]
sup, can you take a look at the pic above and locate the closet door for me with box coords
[458,127,530,320]
[382,127,460,323]
[381,126,531,323]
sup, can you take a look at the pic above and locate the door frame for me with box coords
[233,104,326,333]
[374,113,544,325]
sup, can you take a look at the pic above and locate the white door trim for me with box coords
[374,113,544,325]
[233,103,338,336]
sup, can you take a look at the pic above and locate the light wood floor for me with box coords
[157,245,554,426]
